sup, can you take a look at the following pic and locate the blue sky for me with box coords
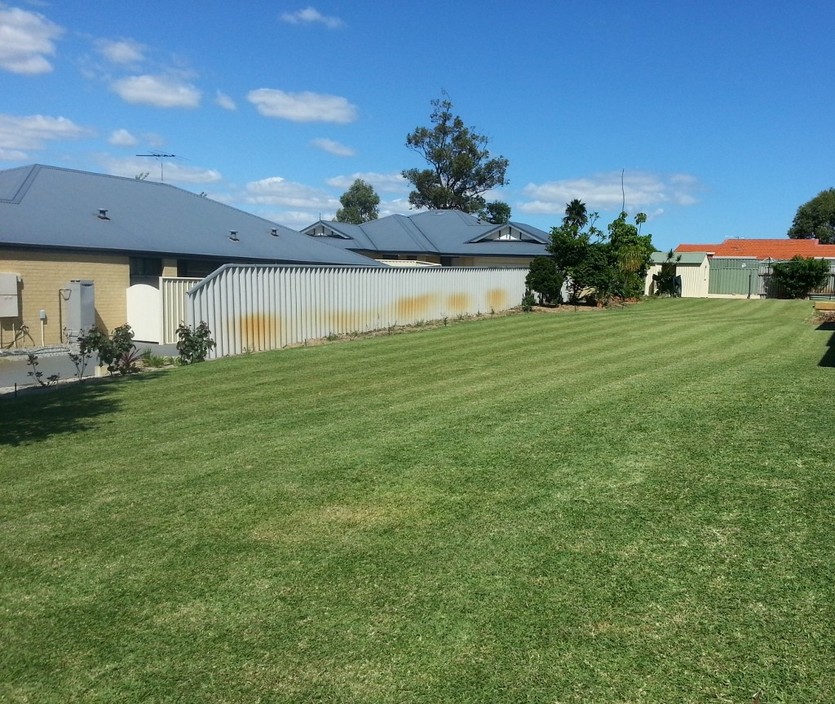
[2,1,833,253]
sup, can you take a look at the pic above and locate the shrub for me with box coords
[771,256,831,298]
[176,322,216,364]
[521,289,536,312]
[76,324,139,376]
[525,256,563,305]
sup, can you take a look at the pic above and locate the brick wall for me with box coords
[0,249,129,347]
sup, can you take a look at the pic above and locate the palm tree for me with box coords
[563,199,588,233]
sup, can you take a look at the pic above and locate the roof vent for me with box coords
[229,230,239,242]
[98,209,109,220]
[270,228,279,237]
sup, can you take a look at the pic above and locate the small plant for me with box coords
[141,351,175,369]
[326,332,339,342]
[26,354,59,387]
[521,289,536,312]
[443,316,449,327]
[176,322,216,364]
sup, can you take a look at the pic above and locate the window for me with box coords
[129,257,162,277]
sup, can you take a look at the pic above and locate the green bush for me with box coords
[525,256,563,305]
[76,324,139,376]
[771,256,831,298]
[176,322,216,364]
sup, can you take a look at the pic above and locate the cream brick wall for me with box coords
[0,249,129,347]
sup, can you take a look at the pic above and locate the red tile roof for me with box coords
[675,238,835,260]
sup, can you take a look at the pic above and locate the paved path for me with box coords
[0,343,178,395]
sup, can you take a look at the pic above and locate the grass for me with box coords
[1,298,833,703]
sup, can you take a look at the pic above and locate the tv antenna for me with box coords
[136,152,176,182]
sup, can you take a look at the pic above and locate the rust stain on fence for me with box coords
[396,293,436,321]
[487,288,510,311]
[239,314,279,350]
[447,292,472,313]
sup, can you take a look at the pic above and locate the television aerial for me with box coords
[135,152,177,182]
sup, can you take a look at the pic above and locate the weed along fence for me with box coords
[185,264,528,357]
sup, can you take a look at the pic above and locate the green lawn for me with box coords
[1,298,833,703]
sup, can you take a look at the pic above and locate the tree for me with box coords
[771,256,830,298]
[478,200,511,224]
[335,179,380,224]
[563,198,588,232]
[525,256,562,305]
[402,96,509,213]
[547,202,655,306]
[787,188,835,243]
[547,200,601,304]
[606,211,655,299]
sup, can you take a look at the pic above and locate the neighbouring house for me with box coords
[302,209,550,267]
[670,238,835,298]
[0,164,378,347]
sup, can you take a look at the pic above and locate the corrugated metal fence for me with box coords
[186,264,528,357]
[161,277,201,343]
[708,259,835,298]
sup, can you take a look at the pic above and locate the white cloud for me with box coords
[95,38,145,65]
[0,5,63,74]
[245,176,339,210]
[247,88,357,123]
[215,90,236,110]
[520,171,701,214]
[111,74,201,108]
[272,209,332,229]
[311,138,356,157]
[280,7,343,29]
[0,113,90,154]
[379,198,415,217]
[108,128,138,146]
[100,155,222,184]
[326,171,409,193]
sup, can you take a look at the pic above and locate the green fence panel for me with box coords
[708,258,760,295]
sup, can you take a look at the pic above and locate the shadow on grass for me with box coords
[817,321,835,368]
[0,376,148,446]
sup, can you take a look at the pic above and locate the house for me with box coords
[0,164,378,347]
[675,238,835,260]
[671,238,835,298]
[302,209,550,267]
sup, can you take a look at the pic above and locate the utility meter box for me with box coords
[66,279,95,340]
[0,273,20,318]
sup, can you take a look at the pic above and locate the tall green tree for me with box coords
[402,96,509,213]
[607,211,655,298]
[563,198,589,232]
[478,200,511,224]
[547,200,601,304]
[335,179,380,224]
[787,188,835,243]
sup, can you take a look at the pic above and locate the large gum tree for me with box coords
[402,96,509,214]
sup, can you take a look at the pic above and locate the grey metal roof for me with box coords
[650,251,707,265]
[303,209,550,259]
[0,164,380,267]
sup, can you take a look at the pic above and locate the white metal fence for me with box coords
[186,264,528,357]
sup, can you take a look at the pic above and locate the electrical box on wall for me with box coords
[66,279,95,340]
[0,273,20,318]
